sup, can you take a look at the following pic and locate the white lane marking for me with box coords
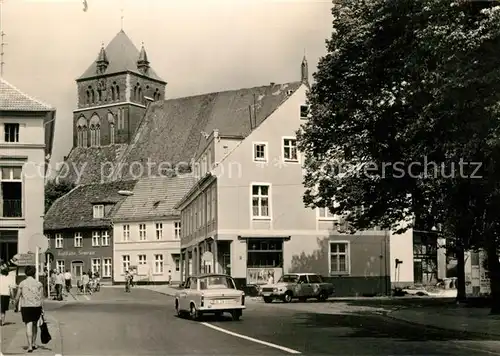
[451,343,500,355]
[201,322,301,354]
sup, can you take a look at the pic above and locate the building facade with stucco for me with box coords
[0,78,55,264]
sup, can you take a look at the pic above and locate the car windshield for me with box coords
[199,276,236,290]
[278,275,299,283]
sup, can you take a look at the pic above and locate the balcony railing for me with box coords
[2,199,22,218]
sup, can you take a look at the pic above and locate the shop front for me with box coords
[242,237,289,286]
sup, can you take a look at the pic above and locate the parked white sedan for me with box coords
[175,274,245,321]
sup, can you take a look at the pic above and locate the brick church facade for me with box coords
[73,30,166,148]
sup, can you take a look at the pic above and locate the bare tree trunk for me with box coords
[486,240,500,315]
[456,246,467,303]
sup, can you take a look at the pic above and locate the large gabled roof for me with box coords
[113,81,303,180]
[44,180,138,231]
[78,30,164,83]
[113,175,197,222]
[0,78,54,112]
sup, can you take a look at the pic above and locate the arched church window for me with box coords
[138,87,143,103]
[82,126,88,147]
[97,89,102,102]
[109,123,115,144]
[76,116,88,147]
[115,86,120,100]
[86,90,91,105]
[111,87,115,101]
[95,124,101,146]
[90,89,95,104]
[89,114,101,147]
[107,112,115,144]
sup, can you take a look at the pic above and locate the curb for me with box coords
[384,310,500,339]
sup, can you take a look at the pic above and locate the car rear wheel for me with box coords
[283,291,293,303]
[263,296,273,303]
[231,310,241,321]
[317,291,328,302]
[190,303,200,320]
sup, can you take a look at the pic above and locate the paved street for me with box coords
[3,288,500,355]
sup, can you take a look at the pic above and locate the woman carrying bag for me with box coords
[14,265,50,352]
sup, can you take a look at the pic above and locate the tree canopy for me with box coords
[298,0,500,312]
[45,179,75,213]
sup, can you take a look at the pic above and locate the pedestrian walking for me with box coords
[168,270,172,285]
[124,271,132,293]
[81,272,90,295]
[14,265,44,353]
[0,262,16,326]
[64,270,72,294]
[55,271,64,301]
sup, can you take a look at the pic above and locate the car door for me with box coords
[297,275,313,297]
[307,274,322,296]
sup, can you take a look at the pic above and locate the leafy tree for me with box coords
[298,0,500,312]
[45,179,75,213]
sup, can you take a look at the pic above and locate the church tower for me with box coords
[72,30,166,148]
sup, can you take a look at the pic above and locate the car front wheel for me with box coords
[190,303,201,320]
[283,291,293,303]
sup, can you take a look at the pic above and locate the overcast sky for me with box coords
[2,0,332,166]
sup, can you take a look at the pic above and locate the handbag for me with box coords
[40,315,52,344]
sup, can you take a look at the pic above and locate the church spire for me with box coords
[96,43,109,74]
[137,42,150,74]
[301,52,309,86]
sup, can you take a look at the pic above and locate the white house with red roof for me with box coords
[0,78,56,263]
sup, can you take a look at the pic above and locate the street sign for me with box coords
[12,253,36,266]
[202,251,213,262]
[28,233,49,253]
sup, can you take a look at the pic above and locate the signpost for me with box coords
[28,233,49,281]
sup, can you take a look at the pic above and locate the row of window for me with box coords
[76,109,126,147]
[181,185,216,238]
[250,184,340,220]
[53,231,110,248]
[253,138,299,163]
[84,82,121,106]
[55,258,112,278]
[121,222,181,241]
[121,254,180,274]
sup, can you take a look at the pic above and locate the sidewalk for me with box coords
[1,311,62,355]
[387,306,500,337]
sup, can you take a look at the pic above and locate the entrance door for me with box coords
[72,261,83,279]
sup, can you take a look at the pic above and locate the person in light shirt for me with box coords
[64,270,72,294]
[0,262,16,326]
[55,271,65,301]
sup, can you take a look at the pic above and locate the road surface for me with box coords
[4,287,499,355]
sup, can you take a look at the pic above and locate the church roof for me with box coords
[113,81,302,180]
[78,30,164,83]
[0,78,53,112]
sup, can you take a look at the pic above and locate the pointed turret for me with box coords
[96,43,109,74]
[301,54,309,86]
[137,43,150,74]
